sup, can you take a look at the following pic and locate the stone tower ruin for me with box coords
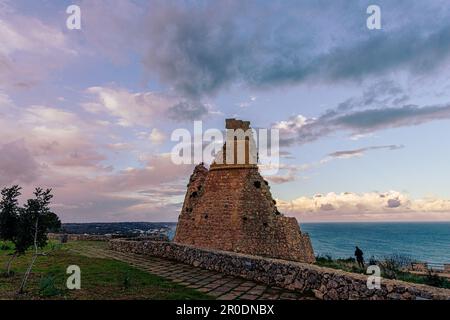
[174,119,315,263]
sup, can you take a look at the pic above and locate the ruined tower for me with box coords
[174,119,315,263]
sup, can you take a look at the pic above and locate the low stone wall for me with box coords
[109,239,450,300]
[48,233,112,241]
[48,233,169,242]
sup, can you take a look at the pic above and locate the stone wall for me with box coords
[109,239,450,300]
[48,233,112,241]
[48,233,168,242]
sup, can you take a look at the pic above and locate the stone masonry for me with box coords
[174,119,315,263]
[110,239,450,300]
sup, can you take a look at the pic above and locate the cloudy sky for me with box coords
[1,0,450,222]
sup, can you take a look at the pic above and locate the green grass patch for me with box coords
[0,241,212,300]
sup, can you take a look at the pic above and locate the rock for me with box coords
[291,278,305,290]
[313,289,324,300]
[326,289,339,300]
[387,293,402,300]
[327,280,339,289]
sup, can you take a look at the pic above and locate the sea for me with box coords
[167,222,450,264]
[64,221,449,265]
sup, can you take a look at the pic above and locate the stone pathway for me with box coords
[71,246,314,300]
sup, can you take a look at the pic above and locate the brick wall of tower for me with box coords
[174,165,315,263]
[174,118,315,263]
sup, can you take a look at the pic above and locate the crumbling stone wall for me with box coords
[174,119,315,263]
[109,239,450,300]
[47,233,169,242]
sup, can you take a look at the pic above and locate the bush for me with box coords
[380,254,413,279]
[424,271,446,287]
[0,243,11,251]
[316,255,333,263]
[39,274,62,297]
[369,256,378,265]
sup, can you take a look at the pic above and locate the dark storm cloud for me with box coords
[141,1,450,97]
[334,104,450,131]
[277,103,450,146]
[166,101,209,121]
[328,145,404,158]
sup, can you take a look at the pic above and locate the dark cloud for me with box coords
[0,140,40,186]
[387,198,402,208]
[167,101,209,121]
[320,203,335,211]
[338,80,406,112]
[140,1,450,97]
[328,145,404,158]
[277,103,450,146]
[334,104,450,131]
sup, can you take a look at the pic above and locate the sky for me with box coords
[1,0,450,223]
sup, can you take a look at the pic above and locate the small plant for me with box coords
[380,254,413,279]
[122,272,132,290]
[315,255,333,263]
[39,274,62,297]
[369,256,378,265]
[424,271,445,287]
[0,243,11,251]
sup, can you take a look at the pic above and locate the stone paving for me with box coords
[72,246,315,300]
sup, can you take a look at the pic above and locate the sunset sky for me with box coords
[1,0,450,222]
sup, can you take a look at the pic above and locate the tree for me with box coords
[17,188,61,293]
[0,186,21,276]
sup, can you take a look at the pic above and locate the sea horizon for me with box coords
[60,221,450,265]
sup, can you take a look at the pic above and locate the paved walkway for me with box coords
[72,245,314,300]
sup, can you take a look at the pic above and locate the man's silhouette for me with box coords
[355,246,365,268]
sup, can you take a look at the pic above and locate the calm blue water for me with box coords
[301,222,450,264]
[168,222,450,264]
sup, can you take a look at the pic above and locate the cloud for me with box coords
[0,3,76,89]
[327,145,404,159]
[0,140,40,185]
[138,1,450,96]
[277,191,450,222]
[166,101,210,121]
[43,154,194,222]
[275,103,450,146]
[149,128,166,145]
[83,86,212,126]
[0,90,196,222]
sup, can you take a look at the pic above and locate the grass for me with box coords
[315,255,450,289]
[0,240,212,300]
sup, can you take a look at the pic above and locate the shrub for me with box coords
[369,256,378,265]
[39,274,62,297]
[316,255,333,263]
[424,271,446,287]
[380,254,413,279]
[0,243,11,251]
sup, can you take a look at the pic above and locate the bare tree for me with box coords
[17,188,60,294]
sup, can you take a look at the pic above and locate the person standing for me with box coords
[355,246,365,268]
